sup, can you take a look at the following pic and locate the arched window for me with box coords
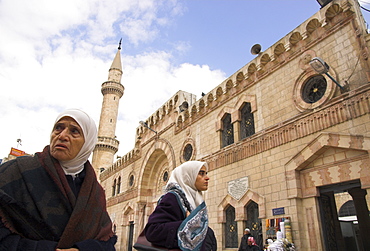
[222,113,234,148]
[240,102,255,140]
[339,200,356,217]
[116,176,121,195]
[163,171,169,182]
[112,179,116,197]
[224,206,238,248]
[129,175,135,187]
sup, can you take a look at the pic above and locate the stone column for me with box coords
[348,187,370,251]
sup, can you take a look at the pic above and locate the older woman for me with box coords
[0,109,116,250]
[144,161,217,251]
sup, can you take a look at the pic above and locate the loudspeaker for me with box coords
[251,44,262,55]
[179,101,189,112]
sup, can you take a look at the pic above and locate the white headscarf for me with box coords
[51,109,98,176]
[166,161,208,209]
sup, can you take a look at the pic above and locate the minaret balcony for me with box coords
[101,81,124,97]
[95,136,120,153]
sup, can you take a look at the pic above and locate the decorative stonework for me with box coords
[285,133,370,199]
[228,176,249,200]
[293,65,337,112]
[101,81,124,97]
[202,85,370,172]
[218,190,266,223]
[95,136,119,153]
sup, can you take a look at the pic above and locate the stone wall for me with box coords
[99,1,370,250]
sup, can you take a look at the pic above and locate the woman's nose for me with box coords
[58,128,69,140]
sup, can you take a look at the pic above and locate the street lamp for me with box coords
[316,0,333,8]
[139,121,157,134]
[309,57,344,90]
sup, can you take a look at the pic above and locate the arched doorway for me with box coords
[285,133,370,250]
[318,180,370,251]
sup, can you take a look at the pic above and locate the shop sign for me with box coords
[272,207,285,215]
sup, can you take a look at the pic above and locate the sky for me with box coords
[1,0,370,161]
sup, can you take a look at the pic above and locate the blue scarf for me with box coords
[165,183,208,251]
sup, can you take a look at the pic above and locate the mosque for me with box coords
[92,0,370,250]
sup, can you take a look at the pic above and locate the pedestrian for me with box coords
[245,237,261,251]
[0,109,116,250]
[238,228,253,251]
[143,161,217,250]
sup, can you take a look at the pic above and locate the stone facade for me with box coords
[98,1,370,250]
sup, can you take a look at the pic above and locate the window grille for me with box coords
[222,113,234,147]
[112,179,116,196]
[116,177,121,194]
[240,102,255,140]
[225,206,238,248]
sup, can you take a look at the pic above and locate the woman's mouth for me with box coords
[55,144,68,149]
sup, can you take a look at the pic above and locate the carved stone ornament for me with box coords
[299,50,316,70]
[227,176,249,200]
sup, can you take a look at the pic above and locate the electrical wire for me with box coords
[345,53,361,85]
[360,5,370,12]
[359,0,370,11]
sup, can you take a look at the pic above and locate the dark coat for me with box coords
[0,146,116,250]
[145,192,217,251]
[244,245,260,251]
[239,233,256,251]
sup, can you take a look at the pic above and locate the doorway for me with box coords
[318,180,370,251]
[127,221,134,251]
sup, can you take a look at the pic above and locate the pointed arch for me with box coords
[137,138,176,198]
[217,190,265,222]
[218,194,238,223]
[285,133,370,199]
[121,203,135,226]
[216,106,235,131]
[239,189,266,219]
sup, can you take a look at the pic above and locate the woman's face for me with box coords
[50,116,85,161]
[195,165,209,191]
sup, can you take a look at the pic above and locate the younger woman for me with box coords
[145,161,217,251]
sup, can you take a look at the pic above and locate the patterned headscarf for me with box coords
[166,161,208,210]
[248,236,257,246]
[51,109,97,176]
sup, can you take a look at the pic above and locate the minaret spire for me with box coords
[118,38,122,50]
[92,42,125,176]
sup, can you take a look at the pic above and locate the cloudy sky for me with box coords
[1,0,370,161]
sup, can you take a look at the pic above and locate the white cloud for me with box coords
[0,0,225,160]
[115,52,225,155]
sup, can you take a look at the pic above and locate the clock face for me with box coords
[302,75,327,103]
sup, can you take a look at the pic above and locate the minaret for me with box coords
[92,40,124,175]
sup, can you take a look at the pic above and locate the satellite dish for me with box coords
[251,44,262,55]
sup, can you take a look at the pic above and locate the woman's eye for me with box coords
[54,124,63,132]
[71,128,81,134]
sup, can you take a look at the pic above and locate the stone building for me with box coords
[95,0,370,250]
